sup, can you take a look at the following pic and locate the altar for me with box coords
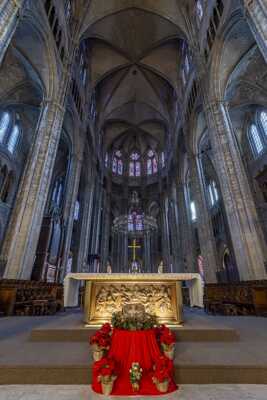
[64,273,204,326]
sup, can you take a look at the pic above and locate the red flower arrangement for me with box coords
[154,325,175,347]
[90,323,112,350]
[95,356,118,383]
[152,355,173,386]
[160,329,176,347]
[100,323,112,336]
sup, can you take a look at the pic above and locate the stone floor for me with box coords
[0,385,267,400]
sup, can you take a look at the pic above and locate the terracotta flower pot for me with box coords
[101,381,114,395]
[162,344,175,360]
[92,348,104,361]
[156,380,169,393]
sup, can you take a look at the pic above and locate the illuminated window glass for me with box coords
[129,152,141,177]
[147,158,152,175]
[184,54,190,75]
[0,112,10,143]
[161,152,165,168]
[129,161,135,176]
[249,124,263,156]
[196,0,203,21]
[7,124,19,153]
[112,157,117,173]
[190,201,197,221]
[135,161,141,177]
[105,153,109,167]
[74,200,80,221]
[117,159,123,175]
[260,111,267,135]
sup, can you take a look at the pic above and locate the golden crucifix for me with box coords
[128,238,141,261]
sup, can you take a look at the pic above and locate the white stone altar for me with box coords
[64,273,204,326]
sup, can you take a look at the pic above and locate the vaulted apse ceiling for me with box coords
[82,4,188,155]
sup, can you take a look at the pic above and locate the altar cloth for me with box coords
[64,273,204,309]
[92,328,177,396]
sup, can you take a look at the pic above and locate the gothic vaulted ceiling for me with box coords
[81,1,189,155]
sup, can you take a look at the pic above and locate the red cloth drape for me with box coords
[92,329,177,396]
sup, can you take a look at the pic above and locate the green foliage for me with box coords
[111,311,158,331]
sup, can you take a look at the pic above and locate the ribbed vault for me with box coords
[82,4,188,165]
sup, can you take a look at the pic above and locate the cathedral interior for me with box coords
[1,0,267,397]
[1,0,267,284]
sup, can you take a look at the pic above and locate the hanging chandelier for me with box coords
[112,191,157,236]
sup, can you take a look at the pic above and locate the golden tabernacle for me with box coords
[83,274,183,326]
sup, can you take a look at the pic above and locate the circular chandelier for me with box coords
[112,191,157,236]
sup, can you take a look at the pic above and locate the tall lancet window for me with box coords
[196,0,204,22]
[147,149,158,175]
[7,124,20,153]
[249,124,264,157]
[0,112,10,143]
[260,111,267,136]
[112,150,123,175]
[129,151,141,177]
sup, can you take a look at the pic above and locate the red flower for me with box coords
[100,323,112,335]
[160,330,175,346]
[95,357,118,377]
[153,355,173,383]
[90,330,111,348]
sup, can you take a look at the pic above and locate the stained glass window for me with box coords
[0,112,10,143]
[105,153,109,167]
[212,181,219,202]
[135,161,141,176]
[128,212,144,232]
[260,111,267,136]
[196,0,203,21]
[161,152,165,168]
[74,200,80,221]
[7,124,19,153]
[112,157,117,173]
[184,54,190,75]
[249,124,263,156]
[118,159,123,175]
[128,214,134,231]
[147,149,158,175]
[190,201,197,221]
[147,158,152,175]
[112,150,123,175]
[129,161,135,176]
[129,152,141,177]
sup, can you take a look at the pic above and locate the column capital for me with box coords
[204,99,229,113]
[42,98,65,113]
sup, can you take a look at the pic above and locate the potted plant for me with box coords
[158,326,176,360]
[129,362,143,392]
[152,355,173,393]
[96,357,117,395]
[90,325,112,361]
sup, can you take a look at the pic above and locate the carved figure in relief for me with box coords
[94,283,173,316]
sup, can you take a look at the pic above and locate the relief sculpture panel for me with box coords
[86,281,181,325]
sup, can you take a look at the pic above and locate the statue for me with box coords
[158,260,165,274]
[106,260,112,274]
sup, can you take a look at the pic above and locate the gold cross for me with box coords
[128,239,141,261]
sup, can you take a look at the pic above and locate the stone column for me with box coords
[60,152,83,279]
[160,196,171,268]
[76,178,95,273]
[0,0,25,65]
[2,97,68,279]
[176,182,195,274]
[100,192,111,271]
[205,100,267,280]
[189,155,218,283]
[243,0,267,63]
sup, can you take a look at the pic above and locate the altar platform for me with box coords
[1,308,267,385]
